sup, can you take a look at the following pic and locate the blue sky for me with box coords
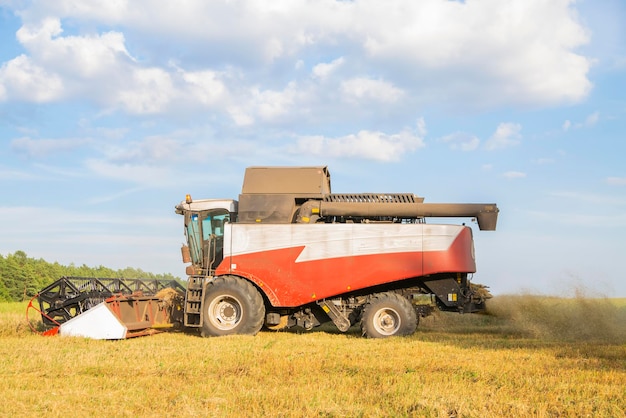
[1,0,625,296]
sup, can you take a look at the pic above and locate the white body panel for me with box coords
[225,223,463,262]
[59,303,127,340]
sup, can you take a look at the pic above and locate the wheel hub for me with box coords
[208,295,243,330]
[373,308,401,335]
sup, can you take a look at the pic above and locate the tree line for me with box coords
[0,250,181,302]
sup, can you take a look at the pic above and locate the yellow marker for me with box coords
[321,305,330,313]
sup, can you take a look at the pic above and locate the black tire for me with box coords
[360,292,418,338]
[201,276,265,337]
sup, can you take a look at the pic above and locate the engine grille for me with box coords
[324,193,419,203]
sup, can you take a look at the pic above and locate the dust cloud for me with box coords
[486,290,626,343]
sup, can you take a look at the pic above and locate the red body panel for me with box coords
[423,226,475,275]
[215,223,476,307]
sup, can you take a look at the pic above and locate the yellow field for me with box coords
[1,297,625,417]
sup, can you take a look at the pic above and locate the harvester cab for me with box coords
[175,198,237,277]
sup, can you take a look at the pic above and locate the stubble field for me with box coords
[1,296,625,417]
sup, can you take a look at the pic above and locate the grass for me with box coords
[1,297,625,417]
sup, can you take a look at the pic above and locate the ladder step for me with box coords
[184,277,205,327]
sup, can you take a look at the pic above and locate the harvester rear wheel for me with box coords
[360,292,417,338]
[201,276,265,337]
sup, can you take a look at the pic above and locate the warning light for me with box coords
[185,194,192,204]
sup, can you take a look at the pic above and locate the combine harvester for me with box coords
[29,166,498,339]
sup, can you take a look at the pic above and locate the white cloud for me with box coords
[562,111,600,131]
[96,135,189,164]
[606,177,626,186]
[533,158,555,165]
[312,57,345,79]
[0,55,64,102]
[528,210,626,228]
[87,187,146,205]
[181,69,228,106]
[219,79,317,125]
[562,120,571,131]
[116,67,175,114]
[292,119,426,162]
[503,171,526,179]
[0,166,40,180]
[16,17,131,79]
[357,0,592,106]
[3,17,229,114]
[341,77,404,103]
[85,158,175,186]
[251,81,300,121]
[614,56,626,70]
[32,163,87,178]
[18,1,129,23]
[10,137,91,157]
[438,132,480,151]
[485,123,522,151]
[227,106,255,126]
[0,0,594,117]
[550,190,626,206]
[584,111,600,126]
[78,123,128,140]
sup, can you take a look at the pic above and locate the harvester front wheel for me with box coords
[201,276,265,337]
[360,292,417,338]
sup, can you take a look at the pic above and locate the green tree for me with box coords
[0,251,182,302]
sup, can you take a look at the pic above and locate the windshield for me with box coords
[185,210,230,268]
